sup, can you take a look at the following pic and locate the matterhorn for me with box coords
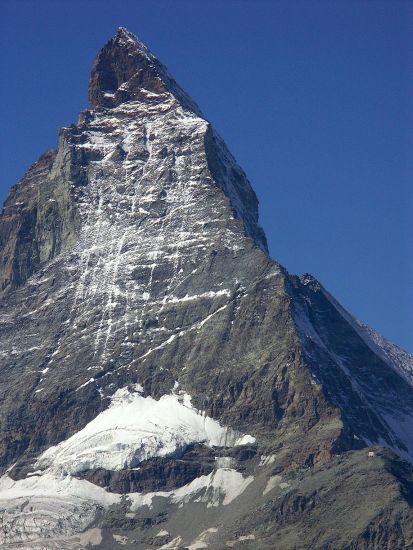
[0,28,412,549]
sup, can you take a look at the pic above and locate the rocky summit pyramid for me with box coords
[0,28,412,550]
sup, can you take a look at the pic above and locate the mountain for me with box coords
[0,28,412,550]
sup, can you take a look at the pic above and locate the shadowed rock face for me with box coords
[0,149,80,292]
[0,28,412,549]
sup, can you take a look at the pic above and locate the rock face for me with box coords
[0,27,412,549]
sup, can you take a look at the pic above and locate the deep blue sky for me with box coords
[1,1,412,352]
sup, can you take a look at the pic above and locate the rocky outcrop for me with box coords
[76,444,217,493]
[233,449,413,550]
[0,27,412,549]
[0,137,83,295]
[88,28,201,115]
[1,150,51,290]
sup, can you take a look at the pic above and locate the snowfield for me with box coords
[0,386,255,545]
[36,386,255,474]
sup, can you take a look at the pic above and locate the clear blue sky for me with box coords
[1,1,412,352]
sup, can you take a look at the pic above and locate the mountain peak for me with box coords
[115,26,139,41]
[114,26,147,50]
[88,27,157,109]
[88,27,200,113]
[113,26,155,62]
[1,27,413,548]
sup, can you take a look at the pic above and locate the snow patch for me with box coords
[226,534,256,547]
[259,454,276,467]
[0,466,253,545]
[263,475,282,495]
[159,536,183,549]
[128,467,254,510]
[187,528,218,549]
[0,473,118,545]
[36,387,255,475]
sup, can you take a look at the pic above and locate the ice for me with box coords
[0,472,117,507]
[0,473,119,545]
[234,434,256,446]
[0,464,253,545]
[4,385,255,544]
[36,387,255,475]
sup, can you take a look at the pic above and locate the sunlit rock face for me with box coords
[0,27,413,549]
